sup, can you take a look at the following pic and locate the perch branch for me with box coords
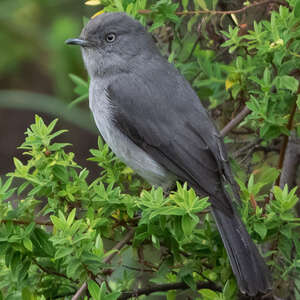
[275,100,298,186]
[279,136,300,189]
[117,281,221,300]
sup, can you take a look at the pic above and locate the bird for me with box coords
[66,12,271,296]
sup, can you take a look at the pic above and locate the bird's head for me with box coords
[66,12,157,78]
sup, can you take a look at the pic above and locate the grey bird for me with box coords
[66,12,271,296]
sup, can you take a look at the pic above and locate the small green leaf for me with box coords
[181,214,197,237]
[276,75,299,93]
[223,279,237,300]
[254,222,267,239]
[67,208,76,226]
[88,280,100,300]
[69,74,88,88]
[182,0,189,10]
[50,215,66,230]
[182,274,196,290]
[66,258,81,278]
[294,0,300,18]
[22,287,36,300]
[55,247,73,260]
[199,289,219,300]
[296,95,300,109]
[149,206,186,219]
[23,238,33,252]
[24,222,35,236]
[52,165,69,183]
[197,0,207,9]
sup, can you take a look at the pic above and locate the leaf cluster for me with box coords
[0,114,299,299]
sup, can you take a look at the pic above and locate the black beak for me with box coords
[65,38,91,47]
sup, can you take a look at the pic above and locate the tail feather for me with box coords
[212,205,271,296]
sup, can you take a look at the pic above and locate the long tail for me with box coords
[211,205,271,296]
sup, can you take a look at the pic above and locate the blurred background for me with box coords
[0,0,100,178]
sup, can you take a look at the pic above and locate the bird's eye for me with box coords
[105,33,116,43]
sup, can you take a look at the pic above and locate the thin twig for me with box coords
[117,281,221,300]
[103,228,135,264]
[139,0,288,16]
[233,138,262,159]
[33,258,78,284]
[72,228,135,300]
[220,106,251,137]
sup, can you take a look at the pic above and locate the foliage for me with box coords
[1,0,300,299]
[0,115,299,299]
[221,4,300,141]
[74,0,300,140]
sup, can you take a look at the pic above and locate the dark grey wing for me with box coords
[107,64,272,295]
[107,62,235,213]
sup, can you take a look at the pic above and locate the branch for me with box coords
[275,100,298,186]
[1,219,52,226]
[139,0,288,16]
[279,136,300,189]
[221,106,251,137]
[118,281,221,300]
[72,228,135,300]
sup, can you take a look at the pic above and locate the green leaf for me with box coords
[31,227,55,257]
[105,291,122,300]
[14,157,24,170]
[88,280,100,300]
[18,260,31,282]
[17,182,30,195]
[167,291,176,300]
[276,75,299,93]
[114,0,124,11]
[22,287,36,300]
[197,0,208,9]
[181,214,198,237]
[69,74,88,88]
[182,274,196,290]
[199,289,219,300]
[149,206,186,219]
[23,238,33,252]
[67,208,76,226]
[24,222,35,236]
[55,247,73,260]
[10,251,22,276]
[50,215,66,230]
[294,0,300,18]
[52,165,69,183]
[254,222,267,239]
[223,279,237,300]
[182,0,189,10]
[94,234,104,257]
[297,95,300,110]
[1,176,13,192]
[66,258,81,278]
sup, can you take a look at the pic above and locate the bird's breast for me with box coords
[89,80,176,189]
